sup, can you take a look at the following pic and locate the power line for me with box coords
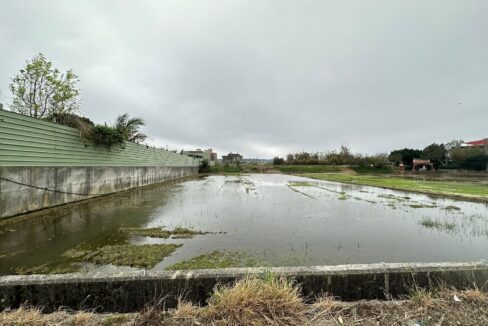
[0,176,99,196]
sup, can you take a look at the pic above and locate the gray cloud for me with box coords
[1,0,487,158]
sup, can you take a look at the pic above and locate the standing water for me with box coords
[0,174,487,275]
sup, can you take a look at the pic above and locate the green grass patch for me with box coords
[120,227,210,239]
[420,218,456,231]
[275,165,342,174]
[302,173,488,200]
[15,263,80,275]
[409,204,438,209]
[65,244,182,268]
[288,181,315,187]
[351,166,393,174]
[166,250,258,270]
[444,205,461,211]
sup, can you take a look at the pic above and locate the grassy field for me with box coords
[302,173,488,200]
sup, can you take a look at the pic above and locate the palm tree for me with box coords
[113,113,147,143]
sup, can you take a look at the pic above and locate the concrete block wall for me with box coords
[0,166,198,218]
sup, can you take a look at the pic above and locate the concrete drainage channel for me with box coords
[1,261,487,313]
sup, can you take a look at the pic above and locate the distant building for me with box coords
[465,138,488,147]
[222,153,243,166]
[182,149,217,165]
[412,158,434,171]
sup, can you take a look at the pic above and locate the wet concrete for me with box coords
[0,166,198,218]
[1,261,487,312]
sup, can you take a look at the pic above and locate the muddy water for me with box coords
[1,174,487,274]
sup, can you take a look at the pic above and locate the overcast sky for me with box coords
[1,1,487,158]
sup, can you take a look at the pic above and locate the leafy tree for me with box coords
[421,143,447,167]
[113,113,147,143]
[388,148,422,167]
[449,146,485,169]
[9,53,80,119]
[273,157,285,165]
[445,139,464,151]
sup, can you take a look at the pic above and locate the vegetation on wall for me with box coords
[9,53,80,119]
[91,125,125,150]
[8,54,148,151]
[113,113,147,143]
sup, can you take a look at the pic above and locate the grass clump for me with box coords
[420,218,456,231]
[409,203,437,209]
[166,251,257,270]
[120,227,210,239]
[65,244,182,268]
[15,263,79,275]
[444,205,461,211]
[204,275,306,325]
[0,306,48,326]
[288,181,315,187]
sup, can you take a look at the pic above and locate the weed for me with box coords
[166,251,258,270]
[120,227,210,239]
[65,243,182,268]
[420,218,456,231]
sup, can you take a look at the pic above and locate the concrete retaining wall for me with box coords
[0,165,198,218]
[1,261,487,312]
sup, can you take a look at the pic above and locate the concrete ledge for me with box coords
[1,261,487,312]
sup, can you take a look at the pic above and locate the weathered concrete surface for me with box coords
[0,261,487,312]
[0,166,198,218]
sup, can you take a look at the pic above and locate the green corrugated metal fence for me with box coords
[0,109,198,167]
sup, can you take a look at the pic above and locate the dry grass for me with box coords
[408,286,435,307]
[2,282,488,325]
[203,275,306,325]
[0,306,47,325]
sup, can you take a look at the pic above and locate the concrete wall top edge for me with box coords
[2,261,487,286]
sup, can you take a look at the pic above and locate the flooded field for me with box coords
[0,174,487,275]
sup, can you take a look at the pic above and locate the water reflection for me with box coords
[0,174,487,274]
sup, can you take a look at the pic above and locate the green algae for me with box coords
[65,243,182,268]
[166,250,258,270]
[15,263,80,275]
[120,227,210,239]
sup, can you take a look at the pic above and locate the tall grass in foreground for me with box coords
[204,275,306,325]
[2,277,487,325]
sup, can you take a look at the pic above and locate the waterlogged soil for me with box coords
[0,174,487,275]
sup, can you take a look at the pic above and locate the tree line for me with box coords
[274,141,487,171]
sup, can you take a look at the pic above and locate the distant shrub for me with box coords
[272,157,285,165]
[199,158,210,173]
[91,125,125,150]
